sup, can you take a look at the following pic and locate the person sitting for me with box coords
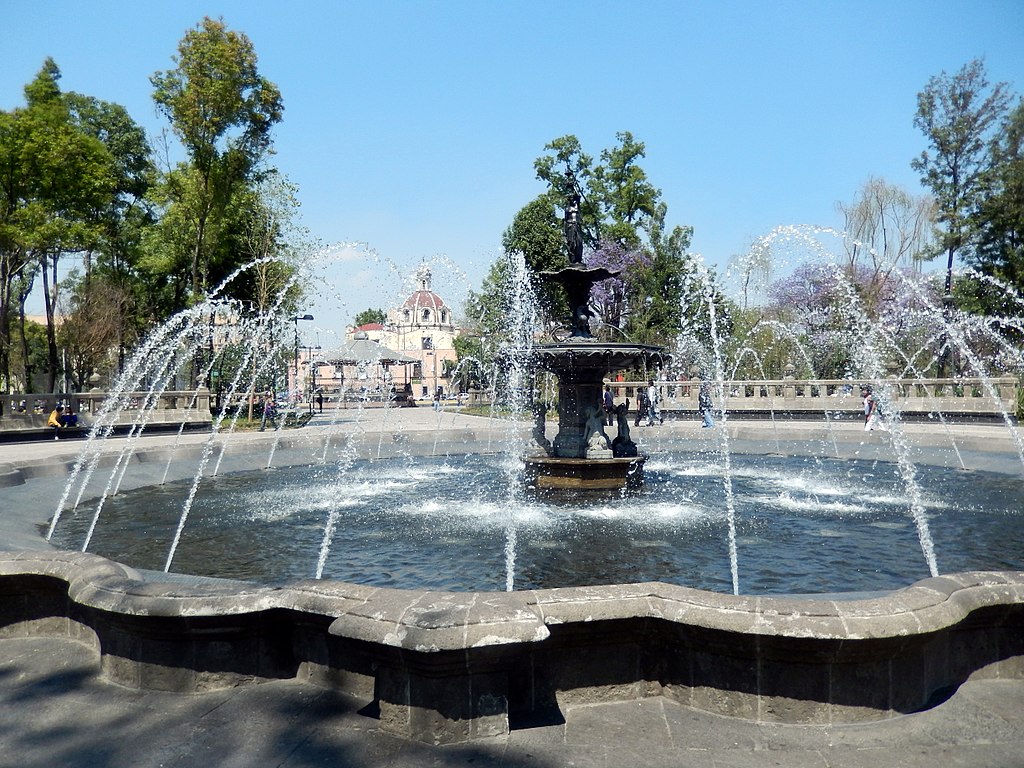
[47,405,66,439]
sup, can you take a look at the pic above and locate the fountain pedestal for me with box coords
[523,454,645,490]
[529,340,666,490]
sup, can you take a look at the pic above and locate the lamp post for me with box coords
[292,314,313,404]
[302,344,322,413]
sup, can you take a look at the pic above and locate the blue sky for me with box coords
[4,0,1023,341]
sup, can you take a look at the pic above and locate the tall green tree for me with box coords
[63,91,156,373]
[0,59,116,391]
[969,98,1024,312]
[533,134,599,245]
[151,16,284,304]
[500,193,567,326]
[590,131,661,249]
[912,58,1011,297]
[629,204,700,345]
[482,133,697,351]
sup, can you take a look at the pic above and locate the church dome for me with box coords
[399,264,450,326]
[403,290,446,312]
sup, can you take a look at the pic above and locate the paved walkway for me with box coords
[2,413,1024,767]
[2,637,1023,768]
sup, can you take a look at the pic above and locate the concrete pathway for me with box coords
[1,636,1023,768]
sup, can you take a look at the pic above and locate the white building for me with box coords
[321,265,461,400]
[383,265,459,398]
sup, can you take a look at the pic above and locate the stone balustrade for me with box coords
[0,388,212,432]
[608,376,1020,419]
[3,378,1019,432]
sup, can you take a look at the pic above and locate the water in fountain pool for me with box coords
[49,452,1024,595]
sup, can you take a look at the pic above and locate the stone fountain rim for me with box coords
[2,549,1023,652]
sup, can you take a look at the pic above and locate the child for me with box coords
[47,405,65,439]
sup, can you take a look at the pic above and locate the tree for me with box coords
[233,173,308,315]
[912,59,1011,297]
[969,98,1024,313]
[532,134,598,246]
[585,240,649,339]
[765,263,857,378]
[151,16,284,303]
[0,108,34,390]
[589,131,661,249]
[532,132,663,252]
[0,60,116,391]
[354,308,386,327]
[501,193,567,325]
[483,132,697,351]
[62,91,156,374]
[630,207,709,347]
[836,177,936,316]
[58,272,133,389]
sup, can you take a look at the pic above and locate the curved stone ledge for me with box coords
[1,549,1022,743]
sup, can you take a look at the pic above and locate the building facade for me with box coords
[382,265,459,398]
[313,265,460,401]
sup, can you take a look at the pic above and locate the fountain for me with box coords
[2,229,1023,745]
[523,173,667,489]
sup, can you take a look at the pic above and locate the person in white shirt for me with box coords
[646,380,661,426]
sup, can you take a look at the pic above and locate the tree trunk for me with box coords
[0,276,10,391]
[40,252,60,392]
[17,308,30,392]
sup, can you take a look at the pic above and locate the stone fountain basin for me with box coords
[1,422,1023,745]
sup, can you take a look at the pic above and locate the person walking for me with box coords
[862,385,888,431]
[602,385,615,426]
[698,382,715,428]
[634,387,648,427]
[646,380,661,426]
[259,394,277,431]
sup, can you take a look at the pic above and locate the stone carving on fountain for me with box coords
[525,171,668,489]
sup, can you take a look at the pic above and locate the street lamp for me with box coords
[303,344,322,413]
[292,314,314,403]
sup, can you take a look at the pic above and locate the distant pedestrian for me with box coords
[316,392,323,413]
[603,385,615,426]
[698,382,715,428]
[646,380,662,426]
[862,386,888,432]
[259,394,277,431]
[634,388,648,426]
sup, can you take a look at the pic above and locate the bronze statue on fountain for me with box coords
[524,171,667,490]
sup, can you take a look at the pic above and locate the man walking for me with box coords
[646,380,661,426]
[603,385,615,426]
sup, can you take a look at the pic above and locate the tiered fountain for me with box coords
[524,181,667,490]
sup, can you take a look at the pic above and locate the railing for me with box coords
[1,388,212,430]
[607,377,1020,418]
[2,378,1019,428]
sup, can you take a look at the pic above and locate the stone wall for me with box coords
[1,551,1021,745]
